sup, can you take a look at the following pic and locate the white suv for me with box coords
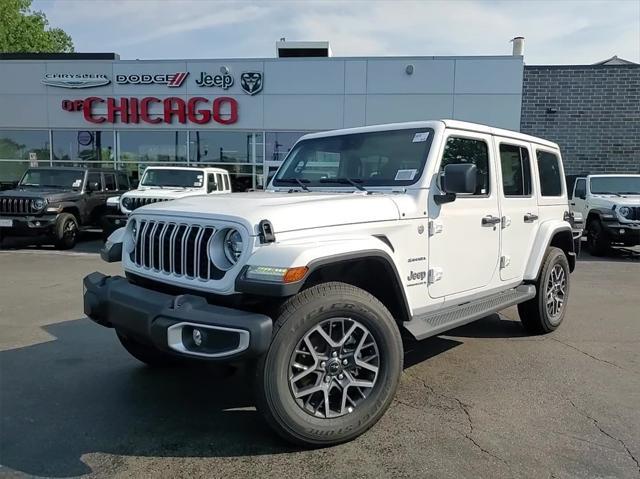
[85,120,576,446]
[102,166,231,237]
[570,174,640,255]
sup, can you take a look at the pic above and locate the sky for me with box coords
[32,0,640,64]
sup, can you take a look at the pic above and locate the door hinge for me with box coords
[428,267,443,284]
[428,220,443,236]
[501,216,511,228]
[500,255,511,269]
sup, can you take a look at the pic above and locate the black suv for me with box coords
[0,167,130,249]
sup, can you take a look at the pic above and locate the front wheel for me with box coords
[53,213,79,250]
[255,282,403,446]
[587,219,609,256]
[518,247,570,334]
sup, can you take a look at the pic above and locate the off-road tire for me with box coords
[117,331,181,367]
[53,213,79,250]
[518,247,570,334]
[255,282,403,447]
[587,218,609,256]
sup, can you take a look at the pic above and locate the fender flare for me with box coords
[523,220,574,280]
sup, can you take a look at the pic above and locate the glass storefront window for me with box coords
[265,132,306,164]
[0,130,50,185]
[118,131,187,184]
[52,130,115,167]
[189,131,255,164]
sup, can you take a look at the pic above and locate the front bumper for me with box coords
[0,214,58,236]
[601,221,640,245]
[101,214,128,236]
[83,272,272,361]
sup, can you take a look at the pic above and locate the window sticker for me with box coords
[72,179,82,188]
[412,132,430,143]
[395,169,417,181]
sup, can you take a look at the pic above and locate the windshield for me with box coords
[19,169,84,189]
[140,169,204,188]
[272,128,434,188]
[590,176,640,195]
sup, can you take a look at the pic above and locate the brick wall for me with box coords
[521,65,640,175]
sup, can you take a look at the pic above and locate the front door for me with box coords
[496,139,539,281]
[428,131,501,299]
[570,177,588,220]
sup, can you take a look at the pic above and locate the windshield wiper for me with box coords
[278,178,310,191]
[319,177,367,192]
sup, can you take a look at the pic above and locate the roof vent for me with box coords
[276,40,331,58]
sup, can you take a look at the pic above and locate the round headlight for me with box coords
[122,197,133,210]
[223,229,243,264]
[31,198,46,211]
[618,206,631,218]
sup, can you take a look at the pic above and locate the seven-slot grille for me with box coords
[125,197,170,211]
[131,219,224,280]
[0,197,33,215]
[625,206,640,221]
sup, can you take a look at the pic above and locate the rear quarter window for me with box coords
[536,150,563,196]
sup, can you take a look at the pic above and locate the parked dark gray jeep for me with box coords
[0,167,130,249]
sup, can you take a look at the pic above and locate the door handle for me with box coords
[481,215,501,226]
[570,202,575,206]
[524,213,539,223]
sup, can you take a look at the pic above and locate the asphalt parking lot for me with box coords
[0,237,639,479]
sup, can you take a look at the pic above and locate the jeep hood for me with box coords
[591,195,640,206]
[0,187,80,202]
[136,191,402,233]
[123,187,203,199]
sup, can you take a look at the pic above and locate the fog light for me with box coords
[619,229,625,234]
[192,328,203,347]
[35,221,41,227]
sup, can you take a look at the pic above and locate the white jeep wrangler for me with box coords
[570,174,640,255]
[85,120,576,446]
[102,166,231,237]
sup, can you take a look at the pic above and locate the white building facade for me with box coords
[0,50,524,190]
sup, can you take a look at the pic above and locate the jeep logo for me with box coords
[407,270,426,282]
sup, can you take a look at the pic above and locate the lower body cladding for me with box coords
[101,214,128,240]
[83,272,272,360]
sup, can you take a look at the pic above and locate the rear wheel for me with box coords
[117,331,181,367]
[587,218,609,256]
[255,282,403,446]
[518,247,570,334]
[53,213,78,250]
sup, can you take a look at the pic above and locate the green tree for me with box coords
[0,0,74,53]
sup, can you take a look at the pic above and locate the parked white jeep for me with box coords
[102,166,231,237]
[85,120,576,446]
[570,174,640,255]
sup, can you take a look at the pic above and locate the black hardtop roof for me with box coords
[26,166,120,173]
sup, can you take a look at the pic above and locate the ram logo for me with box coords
[240,72,263,95]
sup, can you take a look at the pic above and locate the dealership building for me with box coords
[0,40,637,190]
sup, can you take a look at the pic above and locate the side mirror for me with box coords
[208,182,217,193]
[434,164,477,204]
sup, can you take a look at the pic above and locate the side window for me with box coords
[117,172,129,190]
[439,136,490,196]
[207,174,218,193]
[103,173,116,191]
[499,144,532,197]
[574,179,586,199]
[223,174,230,191]
[536,150,563,196]
[216,174,223,190]
[86,172,102,191]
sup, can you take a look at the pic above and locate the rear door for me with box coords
[496,139,539,281]
[428,130,501,298]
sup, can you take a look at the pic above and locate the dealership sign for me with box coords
[61,96,238,125]
[42,73,110,89]
[115,72,189,87]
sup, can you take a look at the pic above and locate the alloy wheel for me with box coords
[288,317,380,418]
[545,264,566,323]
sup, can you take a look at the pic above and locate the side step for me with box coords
[404,285,536,340]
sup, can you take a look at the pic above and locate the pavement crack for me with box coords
[568,399,640,474]
[404,372,507,465]
[550,337,624,370]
